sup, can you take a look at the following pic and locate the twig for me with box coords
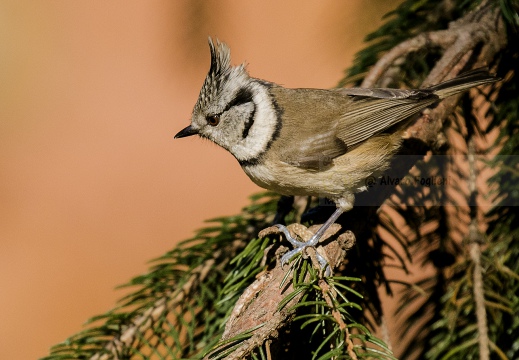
[361,30,458,88]
[470,242,489,360]
[467,137,489,360]
[319,279,358,360]
[265,340,272,360]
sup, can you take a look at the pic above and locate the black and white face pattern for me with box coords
[188,38,281,164]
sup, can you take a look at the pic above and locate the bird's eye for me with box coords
[206,114,220,126]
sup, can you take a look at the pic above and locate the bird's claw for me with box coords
[280,247,303,267]
[275,224,331,276]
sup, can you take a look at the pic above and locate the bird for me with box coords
[175,38,497,272]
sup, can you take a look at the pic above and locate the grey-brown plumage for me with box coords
[175,38,498,272]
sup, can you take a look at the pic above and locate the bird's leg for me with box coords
[276,196,354,274]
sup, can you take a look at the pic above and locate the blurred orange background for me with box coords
[0,1,400,358]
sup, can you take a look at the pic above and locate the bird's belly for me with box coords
[241,161,365,199]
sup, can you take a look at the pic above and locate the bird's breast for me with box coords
[240,158,363,199]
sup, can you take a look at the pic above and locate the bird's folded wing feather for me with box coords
[277,87,439,170]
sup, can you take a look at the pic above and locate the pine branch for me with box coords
[91,258,217,360]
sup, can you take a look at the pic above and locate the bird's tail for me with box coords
[428,68,499,99]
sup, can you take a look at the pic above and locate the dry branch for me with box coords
[208,223,355,359]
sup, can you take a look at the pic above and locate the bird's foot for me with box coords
[259,223,343,277]
[274,224,325,266]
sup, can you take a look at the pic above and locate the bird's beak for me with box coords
[174,125,198,139]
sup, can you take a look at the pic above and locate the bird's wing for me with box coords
[271,88,349,170]
[333,87,439,147]
[278,129,348,170]
[274,87,438,171]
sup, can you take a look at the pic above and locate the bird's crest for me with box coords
[195,38,247,112]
